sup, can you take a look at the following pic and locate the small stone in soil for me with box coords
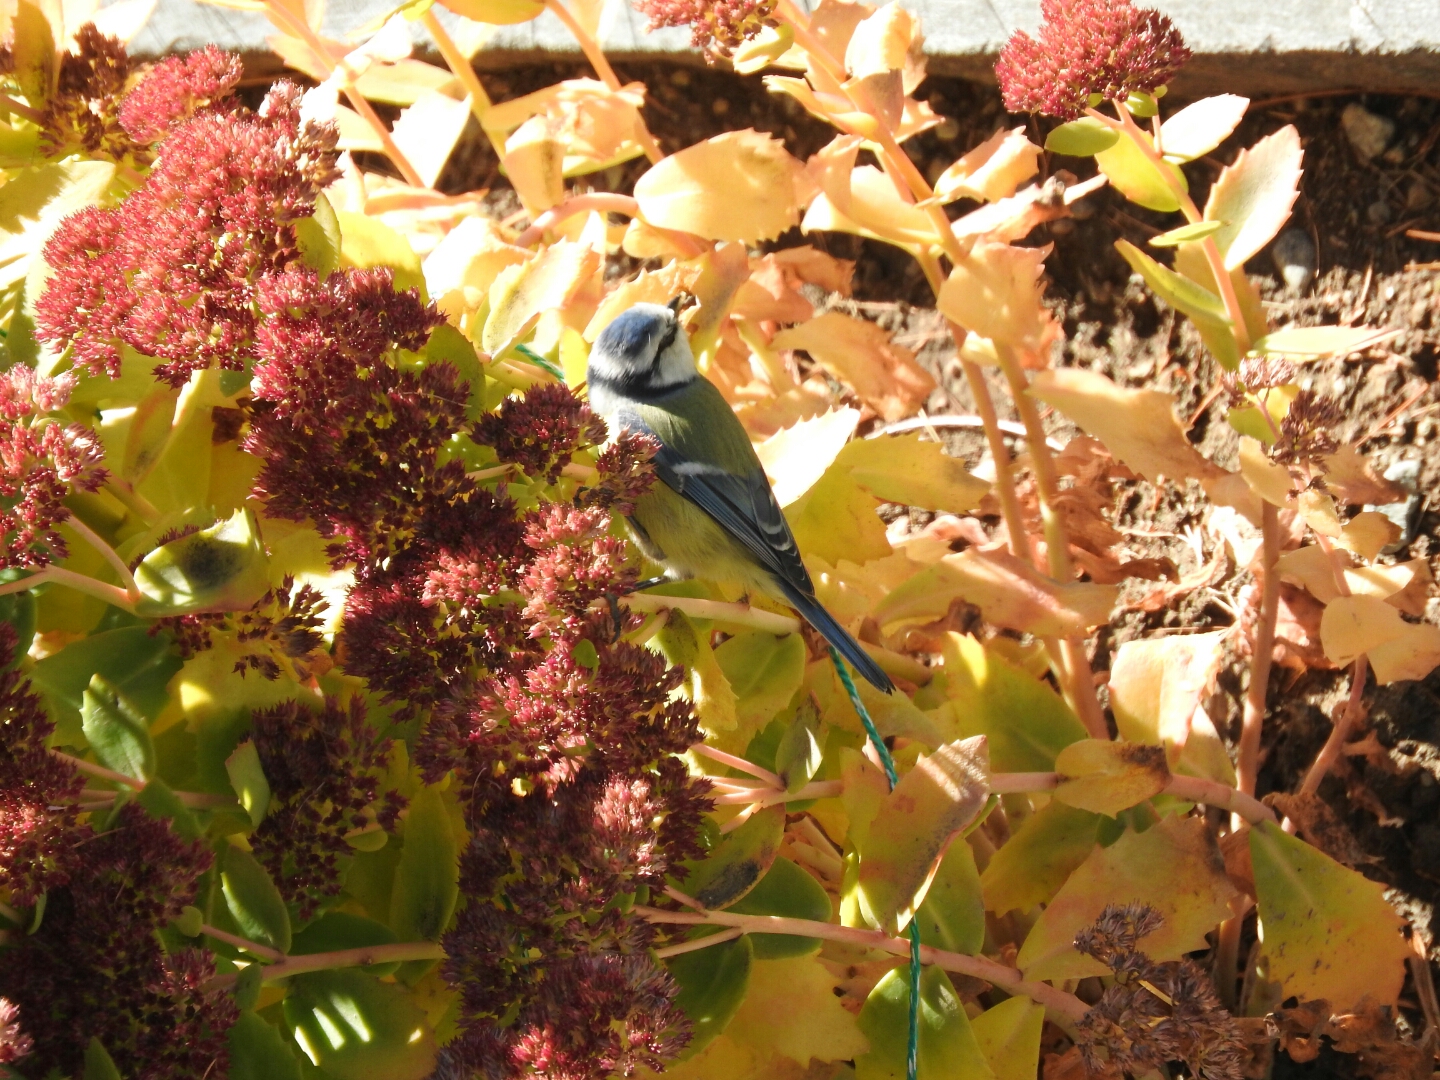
[1366,457,1422,553]
[1341,102,1396,160]
[1271,228,1316,293]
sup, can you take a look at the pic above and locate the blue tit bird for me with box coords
[587,300,895,694]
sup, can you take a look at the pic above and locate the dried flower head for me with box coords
[630,0,779,59]
[0,366,107,569]
[1074,903,1246,1080]
[995,0,1191,120]
[1271,389,1342,468]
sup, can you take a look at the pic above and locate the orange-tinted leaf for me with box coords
[634,130,810,243]
[1108,631,1227,764]
[937,242,1058,352]
[482,241,600,356]
[1319,594,1405,667]
[772,312,935,422]
[1367,622,1440,685]
[1204,124,1304,270]
[1029,368,1223,484]
[502,114,565,214]
[391,89,471,188]
[933,127,1041,204]
[755,407,860,507]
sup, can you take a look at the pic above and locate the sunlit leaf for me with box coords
[1053,739,1170,816]
[873,550,1118,638]
[222,844,293,955]
[1094,130,1185,212]
[482,241,601,357]
[1249,820,1408,1010]
[970,997,1045,1080]
[936,634,1087,774]
[843,433,988,513]
[390,786,460,950]
[1251,324,1397,359]
[774,700,825,792]
[725,953,868,1066]
[0,160,115,291]
[653,608,740,741]
[336,210,425,294]
[1017,815,1236,981]
[134,508,271,617]
[1159,94,1248,162]
[1319,594,1407,668]
[856,736,989,936]
[439,0,544,24]
[755,406,860,507]
[390,89,471,189]
[1029,365,1224,484]
[1108,631,1228,765]
[1204,124,1304,270]
[784,461,892,566]
[1113,239,1232,338]
[1149,219,1225,247]
[1044,117,1119,157]
[915,837,985,955]
[228,1008,303,1080]
[635,130,810,243]
[729,857,832,958]
[937,242,1058,352]
[856,966,995,1080]
[667,935,753,1058]
[1238,434,1294,504]
[284,968,437,1080]
[772,312,935,422]
[292,911,403,978]
[714,630,806,732]
[501,114,565,214]
[32,626,182,746]
[934,127,1041,204]
[980,799,1101,915]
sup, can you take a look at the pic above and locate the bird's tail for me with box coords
[774,579,895,694]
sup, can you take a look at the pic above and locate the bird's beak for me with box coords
[666,295,683,315]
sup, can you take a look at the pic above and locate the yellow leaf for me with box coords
[422,216,529,320]
[390,89,471,188]
[873,548,1118,638]
[1297,488,1343,538]
[335,210,425,294]
[438,0,544,23]
[1250,820,1408,1010]
[844,2,921,81]
[801,135,933,250]
[482,241,600,357]
[633,130,810,243]
[1017,815,1236,982]
[808,660,946,748]
[856,736,990,935]
[1108,631,1228,764]
[484,79,649,177]
[980,800,1100,915]
[1095,129,1185,212]
[724,956,871,1067]
[1204,124,1304,270]
[755,407,860,507]
[1237,435,1293,507]
[843,433,988,513]
[1337,510,1400,562]
[502,115,565,214]
[1053,739,1170,816]
[714,631,807,732]
[971,997,1045,1080]
[1367,622,1440,685]
[784,461,892,566]
[938,242,1058,353]
[1319,594,1407,668]
[1028,367,1223,484]
[933,127,1041,204]
[771,311,936,422]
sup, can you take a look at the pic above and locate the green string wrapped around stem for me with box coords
[828,646,919,1080]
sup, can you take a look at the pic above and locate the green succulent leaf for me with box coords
[681,804,786,910]
[32,625,182,746]
[1044,117,1120,157]
[134,508,271,617]
[292,911,403,978]
[228,1009,303,1080]
[666,934,754,1059]
[971,996,1045,1080]
[855,965,995,1080]
[225,739,272,829]
[915,836,985,955]
[221,844,293,956]
[284,968,437,1080]
[81,673,155,782]
[82,1037,123,1080]
[729,856,833,958]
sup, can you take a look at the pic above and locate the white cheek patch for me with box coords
[650,337,699,390]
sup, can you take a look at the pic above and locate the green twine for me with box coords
[828,646,920,1080]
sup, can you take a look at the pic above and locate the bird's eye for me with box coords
[654,319,678,358]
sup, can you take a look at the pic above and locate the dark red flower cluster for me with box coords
[0,366,107,569]
[155,575,330,679]
[995,0,1191,120]
[38,25,132,161]
[475,383,607,484]
[35,79,340,385]
[0,624,83,905]
[249,696,405,917]
[630,0,779,58]
[0,802,232,1080]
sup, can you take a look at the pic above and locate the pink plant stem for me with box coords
[514,193,643,247]
[204,942,447,991]
[0,566,134,610]
[418,8,509,160]
[1295,657,1368,804]
[64,513,140,600]
[200,923,285,963]
[0,92,44,124]
[635,905,1090,1025]
[52,751,142,790]
[689,744,784,788]
[1237,501,1280,800]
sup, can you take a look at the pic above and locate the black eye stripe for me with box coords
[654,320,678,358]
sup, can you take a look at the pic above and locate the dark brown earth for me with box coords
[430,63,1440,1075]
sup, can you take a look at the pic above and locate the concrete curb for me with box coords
[124,0,1440,93]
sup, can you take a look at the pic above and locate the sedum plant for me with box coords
[0,0,1433,1078]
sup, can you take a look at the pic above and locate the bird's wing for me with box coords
[653,447,814,594]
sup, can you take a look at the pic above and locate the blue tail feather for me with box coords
[775,580,895,694]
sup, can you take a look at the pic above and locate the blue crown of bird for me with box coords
[587,299,895,694]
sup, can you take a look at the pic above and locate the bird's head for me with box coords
[587,299,698,396]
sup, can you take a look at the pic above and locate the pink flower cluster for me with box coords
[995,0,1191,120]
